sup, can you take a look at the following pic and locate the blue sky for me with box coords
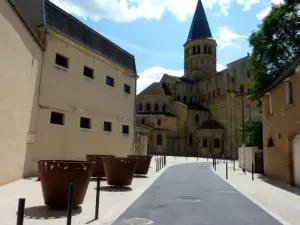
[51,0,283,93]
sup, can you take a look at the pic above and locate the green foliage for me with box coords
[241,120,263,148]
[247,0,300,101]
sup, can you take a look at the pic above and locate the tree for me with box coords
[241,120,263,148]
[248,0,300,101]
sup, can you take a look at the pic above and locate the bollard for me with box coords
[214,159,216,171]
[226,162,228,180]
[252,163,254,181]
[95,177,100,220]
[243,167,246,174]
[156,158,158,172]
[164,156,166,167]
[67,183,74,225]
[16,198,25,225]
[233,160,235,171]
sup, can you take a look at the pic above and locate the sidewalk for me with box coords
[0,156,206,225]
[214,160,300,225]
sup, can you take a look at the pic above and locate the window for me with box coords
[214,138,221,148]
[162,104,166,112]
[285,81,293,105]
[157,119,161,126]
[157,134,163,146]
[203,138,208,148]
[80,117,91,129]
[208,47,211,54]
[106,76,114,87]
[103,121,112,132]
[177,95,181,101]
[197,46,200,54]
[190,97,193,103]
[146,103,151,111]
[266,94,272,115]
[83,66,94,79]
[217,88,220,96]
[55,53,69,69]
[139,104,143,111]
[154,103,159,112]
[50,111,64,125]
[124,84,131,94]
[122,125,129,134]
[184,96,187,103]
[189,135,193,146]
[141,119,145,125]
[204,46,207,54]
[195,114,199,123]
[193,46,196,54]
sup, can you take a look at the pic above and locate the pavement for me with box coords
[214,160,300,225]
[112,162,281,225]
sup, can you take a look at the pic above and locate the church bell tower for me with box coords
[184,0,217,80]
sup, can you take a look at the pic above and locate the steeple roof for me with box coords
[187,0,212,42]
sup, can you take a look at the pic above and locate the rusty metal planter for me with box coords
[38,160,95,209]
[128,155,153,175]
[103,157,137,186]
[86,155,115,177]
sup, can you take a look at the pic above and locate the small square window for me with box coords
[83,66,94,79]
[104,121,112,132]
[50,111,64,125]
[80,117,91,129]
[106,76,114,87]
[124,84,131,94]
[55,53,69,69]
[122,125,129,134]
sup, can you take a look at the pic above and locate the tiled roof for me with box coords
[198,120,223,129]
[186,0,212,42]
[187,104,209,111]
[8,0,136,73]
[260,55,300,97]
[137,112,177,117]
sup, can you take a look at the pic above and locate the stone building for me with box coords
[136,0,261,157]
[261,55,300,185]
[0,0,137,185]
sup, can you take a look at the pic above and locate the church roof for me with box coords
[198,120,223,129]
[139,82,171,96]
[186,0,212,42]
[7,0,136,73]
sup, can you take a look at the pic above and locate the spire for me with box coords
[187,0,212,42]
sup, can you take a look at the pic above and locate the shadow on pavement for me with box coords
[133,175,148,179]
[258,174,300,197]
[97,186,132,192]
[24,205,82,219]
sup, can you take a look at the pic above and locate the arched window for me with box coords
[208,46,211,54]
[195,114,199,123]
[189,135,193,146]
[157,134,163,146]
[203,138,208,148]
[146,103,151,111]
[139,104,143,111]
[204,46,207,54]
[157,119,161,126]
[162,104,166,112]
[197,45,200,54]
[193,46,196,54]
[154,103,159,112]
[141,119,145,124]
[214,138,221,148]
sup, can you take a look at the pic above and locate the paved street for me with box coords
[113,162,282,225]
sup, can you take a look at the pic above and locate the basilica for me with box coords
[136,0,261,158]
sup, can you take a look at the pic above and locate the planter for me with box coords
[38,160,95,209]
[86,155,115,177]
[128,155,153,175]
[103,157,137,186]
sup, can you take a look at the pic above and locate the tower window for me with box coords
[157,134,163,146]
[208,47,211,54]
[193,46,196,54]
[197,46,200,54]
[154,103,159,111]
[204,46,207,54]
[146,103,151,111]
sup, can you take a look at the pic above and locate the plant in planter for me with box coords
[103,157,137,186]
[127,155,152,175]
[38,160,95,209]
[86,155,115,177]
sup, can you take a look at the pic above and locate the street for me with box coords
[113,162,282,225]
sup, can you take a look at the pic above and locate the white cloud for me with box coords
[50,0,263,23]
[217,63,227,71]
[256,0,284,20]
[215,26,248,50]
[137,66,183,93]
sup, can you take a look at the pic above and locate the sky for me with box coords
[50,0,284,93]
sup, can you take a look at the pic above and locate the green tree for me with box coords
[248,0,300,101]
[241,120,263,148]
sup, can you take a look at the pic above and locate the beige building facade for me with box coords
[261,56,300,185]
[0,0,137,185]
[136,0,261,158]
